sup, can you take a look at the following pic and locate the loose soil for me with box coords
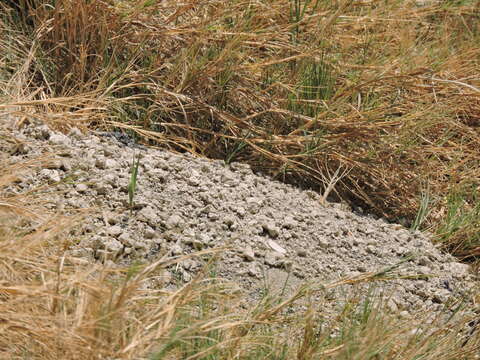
[1,118,477,324]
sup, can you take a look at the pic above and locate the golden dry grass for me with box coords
[2,0,480,256]
[2,1,480,357]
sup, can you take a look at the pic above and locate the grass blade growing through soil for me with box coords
[128,152,140,215]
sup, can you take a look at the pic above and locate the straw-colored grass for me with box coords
[2,1,480,357]
[2,0,480,257]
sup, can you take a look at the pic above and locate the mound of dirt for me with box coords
[2,120,477,321]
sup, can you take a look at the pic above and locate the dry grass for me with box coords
[2,1,480,357]
[3,0,479,256]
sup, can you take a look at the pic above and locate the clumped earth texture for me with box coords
[1,119,477,324]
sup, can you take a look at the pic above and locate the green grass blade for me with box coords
[128,153,140,213]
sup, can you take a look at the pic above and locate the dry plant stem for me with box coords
[319,163,351,205]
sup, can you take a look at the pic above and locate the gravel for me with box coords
[1,120,478,322]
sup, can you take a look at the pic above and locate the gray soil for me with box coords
[1,119,477,322]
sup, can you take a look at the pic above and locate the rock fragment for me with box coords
[242,246,255,261]
[267,239,286,254]
[49,133,71,146]
[108,226,123,237]
[76,183,88,193]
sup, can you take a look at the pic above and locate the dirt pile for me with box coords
[1,119,477,320]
